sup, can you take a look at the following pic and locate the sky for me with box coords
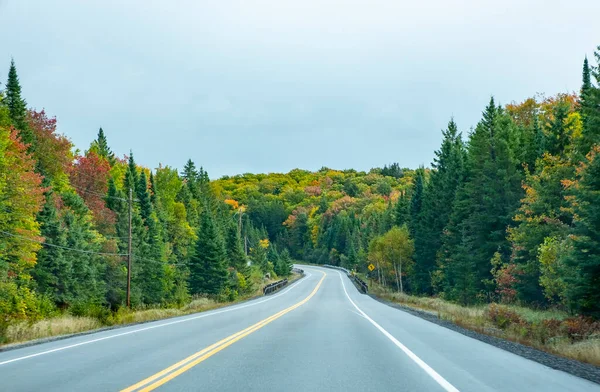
[0,0,598,178]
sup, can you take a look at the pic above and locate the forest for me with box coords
[1,46,600,341]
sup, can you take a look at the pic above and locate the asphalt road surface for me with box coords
[0,265,598,391]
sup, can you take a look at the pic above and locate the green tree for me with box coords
[88,128,115,165]
[274,248,293,277]
[189,209,228,295]
[408,167,425,238]
[563,146,600,317]
[438,98,523,303]
[225,223,248,276]
[578,50,600,157]
[413,119,465,294]
[5,60,30,138]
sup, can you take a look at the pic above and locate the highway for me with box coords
[0,266,598,391]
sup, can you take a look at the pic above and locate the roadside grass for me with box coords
[5,316,103,344]
[367,280,600,367]
[2,272,302,347]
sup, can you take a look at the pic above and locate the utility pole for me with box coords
[127,187,133,308]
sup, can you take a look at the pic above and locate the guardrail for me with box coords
[322,264,368,294]
[292,267,304,274]
[263,279,288,295]
[323,264,350,275]
[351,275,369,294]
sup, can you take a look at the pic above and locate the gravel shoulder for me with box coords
[368,292,600,385]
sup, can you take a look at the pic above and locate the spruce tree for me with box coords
[89,128,115,165]
[275,248,293,277]
[5,59,32,143]
[225,224,249,276]
[123,151,138,193]
[182,159,200,198]
[137,171,152,223]
[134,170,166,304]
[189,209,228,295]
[578,53,600,157]
[408,167,425,238]
[438,98,523,303]
[564,147,600,316]
[394,191,410,226]
[413,119,465,294]
[32,191,70,306]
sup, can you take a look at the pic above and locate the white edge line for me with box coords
[0,272,313,366]
[337,271,460,392]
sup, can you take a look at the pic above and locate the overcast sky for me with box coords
[0,1,598,178]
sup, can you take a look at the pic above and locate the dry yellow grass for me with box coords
[369,281,600,367]
[5,316,102,345]
[1,272,303,347]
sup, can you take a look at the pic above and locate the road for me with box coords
[0,265,598,391]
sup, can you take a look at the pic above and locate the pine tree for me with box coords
[578,53,600,157]
[408,167,425,238]
[413,119,465,294]
[564,146,600,316]
[123,151,139,193]
[182,159,200,198]
[137,171,152,223]
[438,98,523,303]
[394,191,410,226]
[32,190,70,306]
[225,224,249,276]
[189,209,228,295]
[134,170,167,304]
[89,128,115,165]
[5,59,32,143]
[274,248,293,277]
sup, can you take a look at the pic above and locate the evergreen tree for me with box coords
[438,98,523,303]
[137,171,152,223]
[123,151,139,194]
[225,224,249,276]
[394,191,410,226]
[182,159,200,198]
[578,52,600,157]
[408,167,425,238]
[564,147,600,316]
[5,59,31,143]
[32,190,70,306]
[274,248,293,277]
[413,119,465,294]
[135,170,167,304]
[189,209,228,295]
[89,128,115,165]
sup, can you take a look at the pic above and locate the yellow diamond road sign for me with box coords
[368,264,375,271]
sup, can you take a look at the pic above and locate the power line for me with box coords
[70,184,129,202]
[0,230,128,256]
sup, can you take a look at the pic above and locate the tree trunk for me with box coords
[394,263,400,293]
[399,258,403,294]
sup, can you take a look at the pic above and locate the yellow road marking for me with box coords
[121,272,326,392]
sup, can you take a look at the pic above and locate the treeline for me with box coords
[0,60,292,337]
[2,44,600,336]
[216,47,600,318]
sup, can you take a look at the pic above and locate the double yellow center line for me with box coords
[121,272,326,392]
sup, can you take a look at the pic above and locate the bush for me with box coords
[487,303,523,329]
[69,302,112,324]
[564,316,600,341]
